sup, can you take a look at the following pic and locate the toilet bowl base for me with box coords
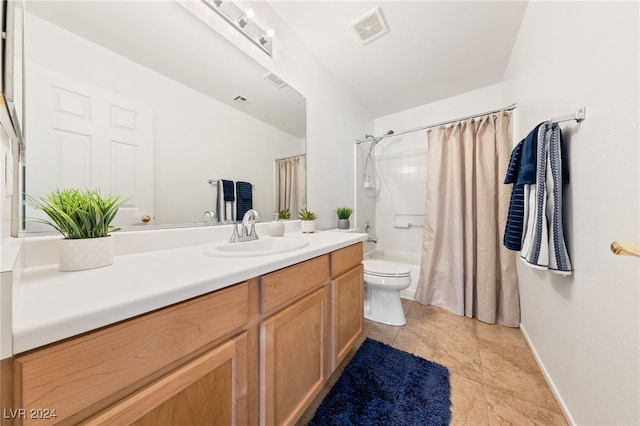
[364,285,407,326]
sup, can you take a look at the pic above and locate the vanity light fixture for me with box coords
[202,0,273,56]
[259,28,275,46]
[237,8,254,28]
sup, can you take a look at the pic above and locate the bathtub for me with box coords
[363,249,421,300]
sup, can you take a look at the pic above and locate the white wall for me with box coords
[502,2,639,424]
[25,13,304,225]
[370,84,505,262]
[180,1,374,230]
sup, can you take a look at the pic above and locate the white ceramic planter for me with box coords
[300,220,316,233]
[337,219,350,229]
[59,236,114,272]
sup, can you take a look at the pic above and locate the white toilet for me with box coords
[363,259,411,326]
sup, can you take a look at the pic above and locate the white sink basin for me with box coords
[204,236,309,258]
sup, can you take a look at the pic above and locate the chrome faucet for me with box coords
[364,221,377,243]
[229,209,261,242]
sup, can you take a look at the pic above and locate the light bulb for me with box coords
[259,29,275,45]
[237,8,255,28]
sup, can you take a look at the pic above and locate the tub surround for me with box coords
[13,223,367,354]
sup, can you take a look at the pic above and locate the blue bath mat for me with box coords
[308,338,451,425]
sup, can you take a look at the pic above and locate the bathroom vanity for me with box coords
[1,228,365,426]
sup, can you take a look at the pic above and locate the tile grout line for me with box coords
[473,320,493,425]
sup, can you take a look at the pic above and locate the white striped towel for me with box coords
[521,122,572,275]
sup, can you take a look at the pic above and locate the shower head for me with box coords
[363,130,395,145]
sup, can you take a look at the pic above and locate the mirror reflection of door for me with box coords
[26,63,154,228]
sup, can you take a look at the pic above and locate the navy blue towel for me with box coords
[236,181,253,220]
[222,180,235,202]
[503,123,543,251]
[517,123,544,185]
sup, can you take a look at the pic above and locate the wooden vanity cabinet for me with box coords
[330,244,364,370]
[258,255,331,426]
[9,283,249,426]
[3,242,364,426]
[84,332,248,426]
[260,287,330,426]
[258,242,365,425]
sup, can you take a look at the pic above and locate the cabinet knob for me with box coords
[141,215,151,223]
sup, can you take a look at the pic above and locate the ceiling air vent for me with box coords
[263,72,288,89]
[350,7,388,45]
[232,94,252,105]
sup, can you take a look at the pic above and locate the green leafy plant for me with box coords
[278,209,291,220]
[298,208,317,221]
[27,188,127,239]
[335,207,353,220]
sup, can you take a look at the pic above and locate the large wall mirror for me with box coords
[20,0,306,232]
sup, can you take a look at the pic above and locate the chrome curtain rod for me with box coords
[355,104,587,144]
[354,104,517,144]
[275,153,306,162]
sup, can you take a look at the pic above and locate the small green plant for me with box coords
[335,207,353,220]
[298,208,317,221]
[278,209,291,220]
[27,188,127,239]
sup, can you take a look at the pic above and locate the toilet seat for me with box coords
[363,259,411,288]
[363,259,410,278]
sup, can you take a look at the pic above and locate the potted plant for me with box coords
[335,207,353,229]
[28,188,127,271]
[298,208,317,233]
[278,209,291,220]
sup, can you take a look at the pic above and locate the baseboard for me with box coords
[519,323,576,426]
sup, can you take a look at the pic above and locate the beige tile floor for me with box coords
[299,299,568,425]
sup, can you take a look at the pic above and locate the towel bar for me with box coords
[610,241,640,258]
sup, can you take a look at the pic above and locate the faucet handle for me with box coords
[249,222,258,237]
[228,223,240,242]
[203,210,217,223]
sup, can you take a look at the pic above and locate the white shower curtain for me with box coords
[415,111,520,327]
[275,155,306,219]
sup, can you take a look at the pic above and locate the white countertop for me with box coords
[13,231,367,354]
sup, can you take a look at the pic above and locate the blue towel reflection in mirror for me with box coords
[236,181,253,221]
[216,180,236,222]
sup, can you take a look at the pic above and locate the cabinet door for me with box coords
[85,333,248,426]
[260,287,330,426]
[331,265,364,370]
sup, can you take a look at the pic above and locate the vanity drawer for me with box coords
[260,255,330,314]
[13,282,249,426]
[330,242,363,278]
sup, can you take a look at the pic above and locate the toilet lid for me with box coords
[363,259,410,278]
